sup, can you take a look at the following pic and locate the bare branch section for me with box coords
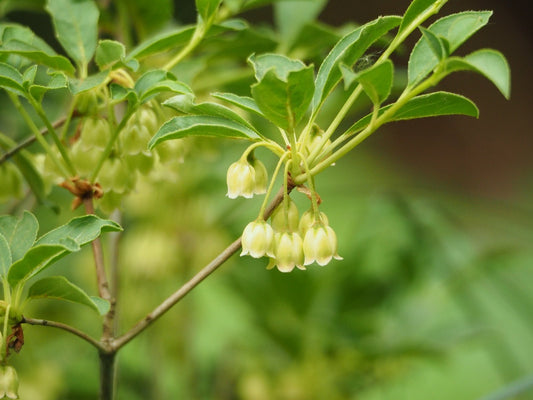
[0,116,67,164]
[22,317,105,351]
[113,186,289,350]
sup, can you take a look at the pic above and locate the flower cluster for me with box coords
[239,196,341,273]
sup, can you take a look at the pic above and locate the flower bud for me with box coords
[138,107,159,135]
[271,197,299,232]
[270,231,304,272]
[226,159,255,199]
[122,124,152,155]
[98,158,135,193]
[241,219,274,258]
[250,158,268,195]
[70,140,103,176]
[0,365,19,399]
[298,209,329,235]
[303,224,342,266]
[80,118,111,150]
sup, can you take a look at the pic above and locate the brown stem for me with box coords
[0,116,68,165]
[99,351,117,400]
[113,186,288,350]
[21,317,105,351]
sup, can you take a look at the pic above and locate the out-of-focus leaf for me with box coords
[8,215,122,286]
[95,40,125,70]
[46,0,99,69]
[249,53,314,131]
[0,211,38,263]
[149,115,260,149]
[196,0,222,21]
[408,11,492,86]
[28,276,110,315]
[442,50,511,99]
[347,91,479,134]
[313,16,401,112]
[0,62,26,96]
[0,24,75,74]
[274,0,327,49]
[126,0,173,38]
[127,26,195,60]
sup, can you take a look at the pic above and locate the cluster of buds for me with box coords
[239,196,341,273]
[226,154,268,199]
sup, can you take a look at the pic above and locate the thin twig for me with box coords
[83,197,115,345]
[113,186,289,350]
[0,116,68,165]
[21,317,105,351]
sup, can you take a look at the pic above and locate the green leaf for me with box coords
[408,11,492,86]
[134,70,192,103]
[212,92,264,117]
[149,115,260,149]
[95,40,125,70]
[125,0,174,38]
[29,71,68,102]
[398,0,446,37]
[69,70,108,95]
[274,0,327,49]
[0,211,38,263]
[419,27,448,60]
[0,234,11,276]
[0,24,75,74]
[0,61,26,96]
[347,91,479,134]
[28,276,110,315]
[354,60,394,105]
[8,215,122,286]
[442,49,511,99]
[313,15,401,112]
[249,53,314,131]
[46,0,99,69]
[164,94,258,131]
[195,0,222,21]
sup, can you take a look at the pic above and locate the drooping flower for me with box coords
[269,231,305,272]
[241,219,274,258]
[302,224,342,266]
[0,365,19,399]
[226,159,256,199]
[270,197,299,232]
[298,209,329,235]
[250,158,268,195]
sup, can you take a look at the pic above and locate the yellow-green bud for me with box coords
[271,197,299,232]
[241,219,274,258]
[226,159,256,199]
[250,158,268,195]
[0,365,19,399]
[298,209,329,235]
[303,224,342,266]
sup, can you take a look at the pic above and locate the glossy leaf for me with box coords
[28,276,110,315]
[408,11,492,86]
[249,53,314,131]
[164,94,258,131]
[196,0,222,21]
[442,50,511,99]
[347,91,479,134]
[0,234,11,276]
[0,24,75,74]
[149,115,260,150]
[354,60,394,105]
[8,215,122,286]
[0,62,26,96]
[313,16,401,112]
[46,0,99,69]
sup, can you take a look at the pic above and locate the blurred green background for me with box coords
[1,0,532,399]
